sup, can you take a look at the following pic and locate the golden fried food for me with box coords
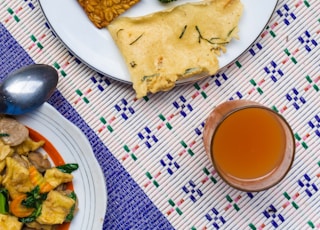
[108,0,243,98]
[78,0,140,28]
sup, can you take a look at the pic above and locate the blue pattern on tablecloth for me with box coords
[0,23,34,76]
[0,22,174,230]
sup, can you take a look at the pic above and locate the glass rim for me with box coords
[209,104,296,192]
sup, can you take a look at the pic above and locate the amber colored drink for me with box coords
[212,107,286,180]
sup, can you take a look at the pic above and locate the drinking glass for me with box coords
[203,100,295,191]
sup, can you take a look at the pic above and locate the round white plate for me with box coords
[16,103,106,230]
[39,0,278,84]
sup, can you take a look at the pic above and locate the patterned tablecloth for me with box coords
[1,0,320,229]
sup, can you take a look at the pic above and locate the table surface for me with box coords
[1,0,320,229]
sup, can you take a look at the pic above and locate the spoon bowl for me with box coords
[0,64,59,115]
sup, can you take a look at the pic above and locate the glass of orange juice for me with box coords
[203,100,295,191]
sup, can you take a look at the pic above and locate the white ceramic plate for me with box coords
[15,103,106,230]
[39,0,278,84]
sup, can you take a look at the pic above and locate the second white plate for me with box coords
[16,103,107,230]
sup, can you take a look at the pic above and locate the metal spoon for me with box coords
[0,64,59,115]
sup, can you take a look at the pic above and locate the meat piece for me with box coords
[55,183,67,191]
[0,117,29,146]
[28,152,51,173]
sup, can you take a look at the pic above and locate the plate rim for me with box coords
[38,0,279,85]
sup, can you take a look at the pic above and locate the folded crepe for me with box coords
[108,0,243,98]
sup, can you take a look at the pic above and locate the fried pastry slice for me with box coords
[78,0,140,28]
[108,0,243,98]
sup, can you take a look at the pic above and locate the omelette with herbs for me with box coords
[108,0,243,98]
[0,116,78,230]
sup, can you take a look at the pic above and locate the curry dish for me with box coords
[0,116,78,230]
[108,0,243,98]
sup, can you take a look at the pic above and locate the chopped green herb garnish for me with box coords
[116,28,124,37]
[142,74,160,82]
[0,133,9,137]
[195,26,228,45]
[227,27,236,37]
[129,33,144,45]
[179,25,188,39]
[56,163,79,174]
[19,186,47,223]
[65,192,77,222]
[0,188,9,214]
[184,67,200,75]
